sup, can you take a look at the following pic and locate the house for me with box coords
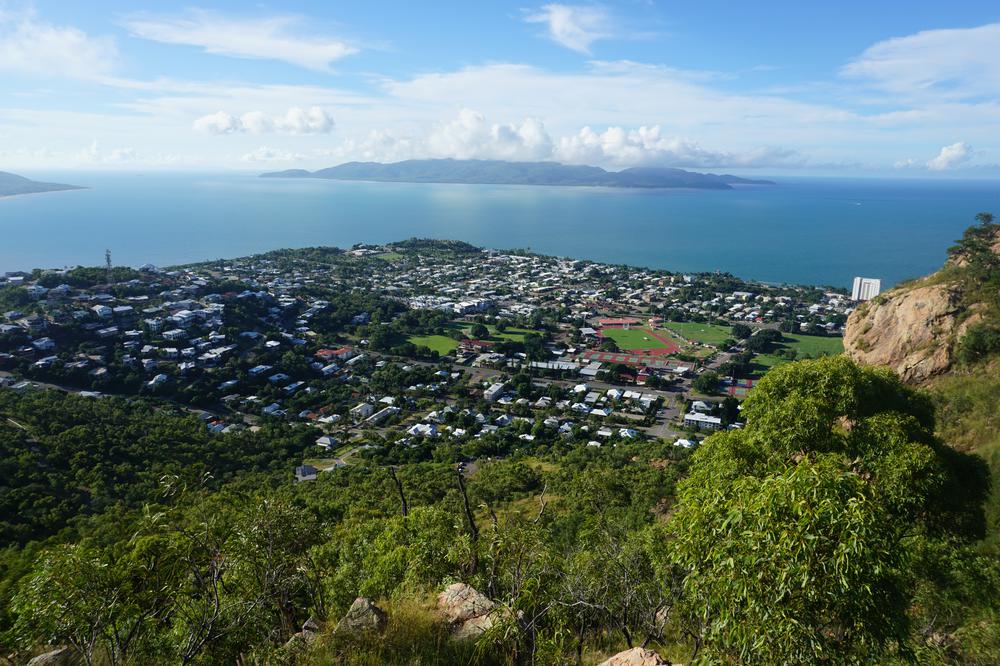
[92,305,113,319]
[25,284,48,300]
[248,364,273,377]
[31,337,56,351]
[674,438,696,448]
[316,435,338,449]
[295,465,319,482]
[406,423,438,438]
[683,412,722,431]
[147,373,169,388]
[262,403,285,417]
[316,347,354,362]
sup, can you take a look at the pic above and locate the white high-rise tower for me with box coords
[851,277,881,301]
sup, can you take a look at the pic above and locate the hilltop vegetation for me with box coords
[2,358,997,664]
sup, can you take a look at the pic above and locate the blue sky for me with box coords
[1,1,998,174]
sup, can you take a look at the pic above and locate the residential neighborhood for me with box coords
[0,239,848,480]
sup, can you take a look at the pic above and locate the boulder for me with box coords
[283,616,326,651]
[451,612,497,640]
[437,582,506,639]
[334,597,387,634]
[437,583,495,624]
[27,648,76,666]
[597,647,674,666]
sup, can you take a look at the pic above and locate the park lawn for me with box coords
[751,353,789,376]
[375,251,405,262]
[601,327,671,350]
[782,333,844,357]
[661,321,733,347]
[751,334,843,378]
[459,323,540,342]
[407,334,459,355]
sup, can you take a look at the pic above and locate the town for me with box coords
[0,239,849,480]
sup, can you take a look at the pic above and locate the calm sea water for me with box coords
[1,172,997,288]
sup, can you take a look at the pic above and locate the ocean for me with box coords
[1,171,997,288]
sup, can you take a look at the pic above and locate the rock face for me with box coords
[26,648,77,666]
[437,582,501,639]
[845,224,1000,385]
[844,281,975,384]
[597,647,675,666]
[334,597,387,633]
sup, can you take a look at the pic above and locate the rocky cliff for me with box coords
[844,222,999,384]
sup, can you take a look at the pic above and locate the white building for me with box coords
[851,277,882,301]
[684,412,723,431]
[484,382,506,402]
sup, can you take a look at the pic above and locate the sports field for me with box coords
[660,321,733,347]
[599,327,682,355]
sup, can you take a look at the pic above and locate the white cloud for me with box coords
[79,140,137,165]
[276,109,801,169]
[278,106,335,134]
[123,10,358,72]
[193,107,335,135]
[424,109,553,160]
[554,125,802,167]
[842,23,1000,101]
[0,10,117,80]
[192,111,243,135]
[524,4,610,53]
[926,142,974,170]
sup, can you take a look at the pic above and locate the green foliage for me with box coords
[958,322,1000,365]
[668,357,988,664]
[692,371,720,395]
[0,390,314,545]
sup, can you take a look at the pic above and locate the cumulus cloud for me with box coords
[555,125,803,168]
[287,110,802,169]
[524,4,611,53]
[123,10,357,72]
[842,23,1000,101]
[193,107,335,135]
[424,109,553,160]
[0,9,117,80]
[926,142,975,170]
[192,111,243,135]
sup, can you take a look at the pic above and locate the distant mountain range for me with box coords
[0,171,82,198]
[261,159,774,190]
